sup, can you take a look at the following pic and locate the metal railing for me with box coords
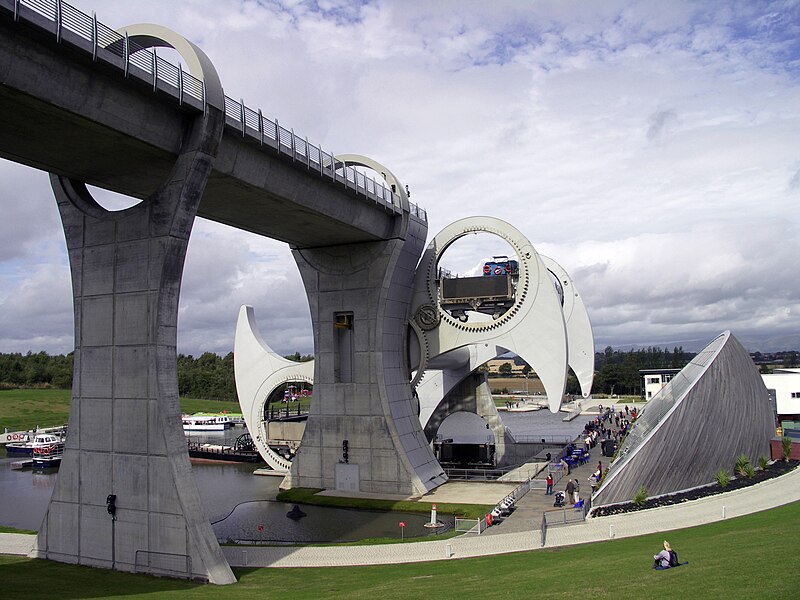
[454,517,485,535]
[444,466,512,481]
[6,0,426,221]
[540,495,592,547]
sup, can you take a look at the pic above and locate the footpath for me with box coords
[3,464,798,569]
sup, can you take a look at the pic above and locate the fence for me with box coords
[4,0,426,220]
[540,495,592,547]
[454,517,485,535]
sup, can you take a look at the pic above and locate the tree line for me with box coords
[1,345,767,399]
[592,346,694,396]
[0,351,312,401]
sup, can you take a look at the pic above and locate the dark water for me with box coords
[0,428,448,542]
[0,412,581,539]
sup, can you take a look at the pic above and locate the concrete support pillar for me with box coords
[423,373,509,464]
[35,105,235,584]
[284,215,447,496]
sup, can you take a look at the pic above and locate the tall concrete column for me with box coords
[35,100,235,583]
[284,213,447,496]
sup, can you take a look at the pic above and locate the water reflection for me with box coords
[0,451,450,543]
[213,501,449,543]
[1,411,580,538]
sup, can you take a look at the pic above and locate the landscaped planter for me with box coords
[590,461,798,517]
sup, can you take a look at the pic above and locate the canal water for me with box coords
[0,409,586,541]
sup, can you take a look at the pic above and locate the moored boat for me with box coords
[181,415,226,431]
[5,429,66,456]
[27,433,66,467]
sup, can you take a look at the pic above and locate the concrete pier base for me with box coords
[35,103,235,583]
[284,214,446,496]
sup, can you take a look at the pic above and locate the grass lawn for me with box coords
[0,389,240,431]
[277,487,492,521]
[1,502,799,599]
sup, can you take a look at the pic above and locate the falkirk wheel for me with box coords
[235,213,595,482]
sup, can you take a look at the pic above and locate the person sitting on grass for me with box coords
[653,541,682,570]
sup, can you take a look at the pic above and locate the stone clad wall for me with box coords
[593,332,774,507]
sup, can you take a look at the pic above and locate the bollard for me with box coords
[609,524,615,538]
[722,505,726,519]
[445,543,452,558]
[242,549,248,566]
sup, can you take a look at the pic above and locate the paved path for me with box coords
[5,464,796,568]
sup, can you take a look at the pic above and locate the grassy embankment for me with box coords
[1,501,798,598]
[0,388,240,432]
[276,487,491,521]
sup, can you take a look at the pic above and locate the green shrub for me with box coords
[715,468,731,488]
[735,454,751,477]
[632,485,648,506]
[743,463,756,479]
[782,437,793,462]
[758,456,768,470]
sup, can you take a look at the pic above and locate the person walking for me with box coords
[565,479,575,504]
[545,473,554,495]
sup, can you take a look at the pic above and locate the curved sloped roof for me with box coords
[593,331,774,507]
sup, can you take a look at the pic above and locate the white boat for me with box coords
[6,429,66,456]
[27,433,66,467]
[191,413,235,428]
[181,416,226,431]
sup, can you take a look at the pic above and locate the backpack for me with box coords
[668,550,679,567]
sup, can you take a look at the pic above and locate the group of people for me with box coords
[582,405,638,457]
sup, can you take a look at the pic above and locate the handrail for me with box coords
[4,0,424,220]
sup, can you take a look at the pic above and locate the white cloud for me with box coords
[0,0,798,356]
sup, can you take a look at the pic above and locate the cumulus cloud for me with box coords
[0,0,798,356]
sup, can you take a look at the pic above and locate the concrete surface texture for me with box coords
[28,20,236,583]
[0,0,400,248]
[285,208,447,497]
[36,101,235,583]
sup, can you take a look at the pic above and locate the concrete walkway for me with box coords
[5,465,796,568]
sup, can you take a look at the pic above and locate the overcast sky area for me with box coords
[0,0,798,357]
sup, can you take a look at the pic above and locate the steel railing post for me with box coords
[91,12,98,62]
[123,31,129,78]
[152,47,157,92]
[178,64,183,105]
[56,0,62,43]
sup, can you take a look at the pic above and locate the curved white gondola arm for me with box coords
[409,217,569,412]
[234,305,312,472]
[541,256,595,398]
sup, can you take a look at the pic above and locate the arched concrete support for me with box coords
[541,256,595,398]
[109,23,225,111]
[284,212,446,496]
[422,372,508,463]
[35,26,235,585]
[234,305,312,473]
[335,154,408,212]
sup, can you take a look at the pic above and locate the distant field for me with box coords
[488,377,545,395]
[0,389,240,431]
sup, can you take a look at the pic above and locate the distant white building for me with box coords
[762,368,800,433]
[639,368,681,400]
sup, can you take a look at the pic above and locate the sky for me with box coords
[0,0,799,357]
